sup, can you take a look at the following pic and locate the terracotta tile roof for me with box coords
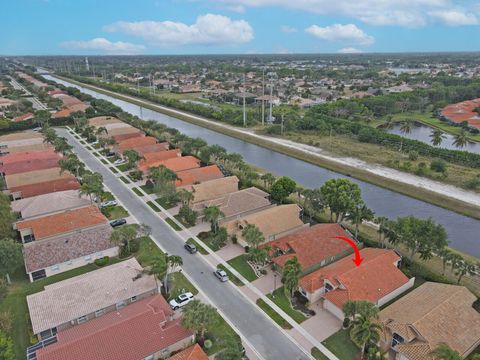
[264,223,353,270]
[16,205,108,240]
[14,112,34,122]
[137,149,181,168]
[1,158,60,175]
[182,176,238,203]
[193,186,271,219]
[441,98,480,129]
[138,156,200,173]
[9,177,80,198]
[11,190,90,220]
[0,143,53,154]
[0,131,42,143]
[27,258,158,335]
[1,137,44,149]
[35,295,192,360]
[23,223,115,273]
[223,204,305,244]
[169,344,209,360]
[175,165,224,187]
[106,126,142,137]
[380,282,480,358]
[116,136,157,153]
[5,168,73,188]
[87,116,122,126]
[111,131,144,143]
[300,248,409,308]
[0,150,58,165]
[132,142,170,157]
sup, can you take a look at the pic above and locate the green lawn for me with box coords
[132,187,144,196]
[167,272,198,300]
[311,347,329,360]
[165,217,182,231]
[197,231,226,252]
[140,185,154,194]
[173,214,193,229]
[109,167,119,173]
[135,236,163,266]
[217,264,243,287]
[101,191,115,201]
[204,310,242,356]
[155,197,179,210]
[119,176,130,184]
[227,254,258,282]
[100,159,108,165]
[322,329,360,360]
[146,201,161,212]
[101,205,129,220]
[186,238,208,255]
[267,288,307,324]
[116,163,132,172]
[255,298,292,330]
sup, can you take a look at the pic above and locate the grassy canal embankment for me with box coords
[54,75,480,220]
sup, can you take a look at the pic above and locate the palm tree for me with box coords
[260,173,276,191]
[430,343,462,360]
[350,314,382,357]
[430,129,446,147]
[399,119,414,152]
[110,225,138,257]
[95,126,108,137]
[345,203,374,239]
[203,206,224,234]
[79,172,104,204]
[437,247,452,275]
[455,259,477,284]
[42,127,57,145]
[383,115,395,130]
[241,224,264,249]
[452,130,469,149]
[177,189,194,206]
[448,253,464,274]
[149,165,178,199]
[58,154,85,179]
[163,255,183,295]
[123,149,142,170]
[342,300,379,322]
[376,216,389,248]
[181,300,217,343]
[282,256,302,298]
[146,254,167,292]
[53,137,73,155]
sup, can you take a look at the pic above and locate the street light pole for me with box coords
[273,273,277,298]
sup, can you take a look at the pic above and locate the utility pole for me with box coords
[269,82,273,124]
[281,111,285,135]
[243,73,247,128]
[261,68,265,126]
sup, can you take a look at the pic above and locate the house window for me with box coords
[31,269,46,281]
[325,283,334,293]
[39,327,57,339]
[392,333,404,348]
[131,296,137,303]
[116,301,126,310]
[23,234,35,243]
[77,315,88,324]
[95,309,105,317]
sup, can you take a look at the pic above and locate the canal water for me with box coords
[44,75,480,257]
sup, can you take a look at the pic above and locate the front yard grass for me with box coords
[109,166,119,173]
[100,159,108,165]
[227,254,258,282]
[116,163,132,172]
[267,288,307,324]
[167,272,198,301]
[132,187,144,196]
[155,197,179,210]
[322,329,360,360]
[135,236,163,266]
[119,176,130,184]
[140,185,154,194]
[165,217,182,231]
[204,310,241,356]
[101,205,129,220]
[217,264,243,287]
[146,201,161,212]
[311,347,329,360]
[256,298,292,330]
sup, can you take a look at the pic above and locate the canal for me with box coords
[44,75,480,257]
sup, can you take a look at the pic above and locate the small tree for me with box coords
[260,173,276,190]
[110,226,138,257]
[79,172,104,204]
[350,314,382,358]
[203,206,224,234]
[177,189,194,206]
[282,256,302,298]
[320,178,363,222]
[0,330,15,360]
[0,239,23,284]
[270,176,296,203]
[241,224,264,249]
[455,260,477,284]
[181,300,218,343]
[345,202,374,239]
[163,255,183,295]
[123,149,142,170]
[59,154,85,179]
[178,205,197,227]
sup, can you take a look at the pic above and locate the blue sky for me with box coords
[3,0,480,55]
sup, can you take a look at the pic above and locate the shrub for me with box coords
[94,256,110,267]
[177,205,197,227]
[342,317,351,329]
[0,279,7,301]
[203,339,213,349]
[408,150,419,161]
[430,159,447,173]
[465,175,480,190]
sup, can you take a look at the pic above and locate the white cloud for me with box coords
[305,24,374,45]
[212,0,477,27]
[104,14,254,47]
[281,25,297,33]
[60,38,145,54]
[337,47,363,53]
[428,10,478,25]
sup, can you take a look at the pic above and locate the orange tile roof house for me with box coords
[299,248,414,319]
[88,115,123,127]
[0,157,60,176]
[111,131,145,143]
[0,150,58,166]
[264,223,355,274]
[131,142,170,157]
[182,176,239,203]
[136,149,181,168]
[175,165,224,187]
[114,135,157,155]
[34,295,194,360]
[16,205,108,243]
[380,282,480,360]
[168,344,209,360]
[139,155,201,173]
[23,223,118,282]
[0,143,53,156]
[223,204,307,247]
[27,258,158,340]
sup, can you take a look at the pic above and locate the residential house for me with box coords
[131,142,170,157]
[181,176,239,203]
[34,295,193,360]
[111,131,145,143]
[88,115,123,127]
[14,112,34,122]
[15,205,108,243]
[113,135,157,155]
[380,282,480,360]
[175,165,224,187]
[136,149,181,168]
[264,223,354,275]
[5,168,79,200]
[0,157,60,176]
[23,223,117,282]
[223,204,307,247]
[105,126,143,139]
[168,344,209,360]
[0,143,53,156]
[138,156,200,174]
[11,189,90,220]
[27,258,158,340]
[299,248,414,319]
[0,150,59,166]
[0,131,44,148]
[53,103,89,119]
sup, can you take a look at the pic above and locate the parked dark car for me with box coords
[184,243,197,254]
[109,219,126,227]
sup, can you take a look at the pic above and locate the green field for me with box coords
[255,298,292,330]
[227,254,258,282]
[267,288,307,324]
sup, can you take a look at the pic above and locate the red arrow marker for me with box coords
[333,236,364,267]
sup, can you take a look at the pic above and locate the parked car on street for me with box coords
[184,243,197,254]
[109,218,126,227]
[100,200,118,208]
[169,292,194,310]
[214,268,229,282]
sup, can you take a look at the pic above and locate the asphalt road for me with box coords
[58,128,312,360]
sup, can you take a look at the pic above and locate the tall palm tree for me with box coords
[164,255,183,295]
[282,256,302,298]
[430,129,446,147]
[452,130,469,149]
[177,189,194,206]
[203,206,224,234]
[437,247,452,275]
[430,343,462,360]
[350,314,382,357]
[241,223,265,249]
[345,203,375,239]
[58,154,85,179]
[260,173,276,191]
[95,126,108,137]
[399,119,414,152]
[376,216,389,248]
